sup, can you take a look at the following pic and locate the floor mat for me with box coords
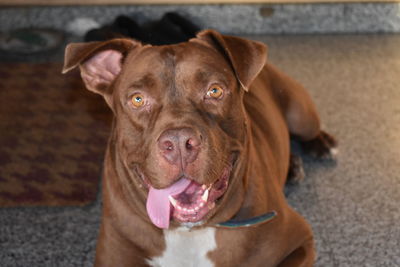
[0,62,111,207]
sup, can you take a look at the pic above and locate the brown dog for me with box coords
[63,29,337,267]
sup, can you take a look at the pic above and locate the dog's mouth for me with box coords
[169,166,230,224]
[142,156,235,229]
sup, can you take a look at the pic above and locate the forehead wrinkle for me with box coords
[158,47,182,98]
[129,73,157,89]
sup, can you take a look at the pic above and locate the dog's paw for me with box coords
[301,130,338,160]
[287,154,305,184]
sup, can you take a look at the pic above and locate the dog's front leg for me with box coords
[95,220,150,267]
[278,239,316,267]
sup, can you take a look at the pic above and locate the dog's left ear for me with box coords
[194,29,267,92]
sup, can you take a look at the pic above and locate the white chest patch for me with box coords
[147,227,217,267]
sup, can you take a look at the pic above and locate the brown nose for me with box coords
[158,128,201,168]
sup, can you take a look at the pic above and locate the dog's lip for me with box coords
[133,152,237,191]
[133,165,151,189]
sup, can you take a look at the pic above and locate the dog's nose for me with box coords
[158,128,201,168]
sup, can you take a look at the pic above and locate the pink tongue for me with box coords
[146,178,191,229]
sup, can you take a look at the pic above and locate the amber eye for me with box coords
[206,85,224,99]
[131,93,145,108]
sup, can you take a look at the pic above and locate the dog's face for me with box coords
[63,30,267,229]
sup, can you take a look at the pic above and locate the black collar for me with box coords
[216,211,277,228]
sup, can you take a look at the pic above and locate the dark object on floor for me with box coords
[0,28,64,60]
[85,12,201,45]
[0,63,110,207]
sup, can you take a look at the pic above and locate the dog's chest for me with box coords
[147,227,217,267]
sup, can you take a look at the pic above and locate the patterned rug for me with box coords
[0,63,112,207]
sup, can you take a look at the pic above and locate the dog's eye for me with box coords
[131,93,145,108]
[206,85,224,99]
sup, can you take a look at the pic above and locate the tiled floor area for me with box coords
[1,34,399,266]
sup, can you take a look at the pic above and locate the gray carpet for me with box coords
[1,34,400,267]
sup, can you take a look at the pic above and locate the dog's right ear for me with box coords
[63,38,141,107]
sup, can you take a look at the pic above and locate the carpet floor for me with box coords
[0,33,399,266]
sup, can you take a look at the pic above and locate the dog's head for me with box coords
[63,30,267,229]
